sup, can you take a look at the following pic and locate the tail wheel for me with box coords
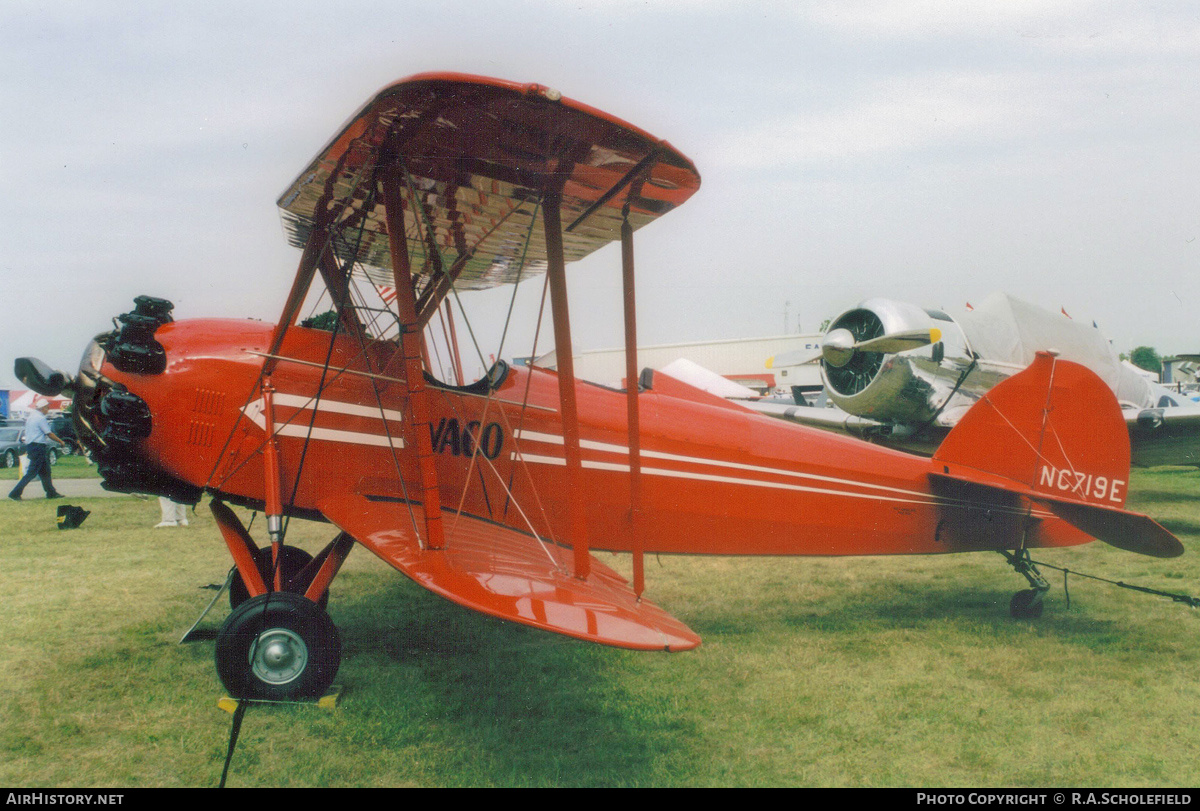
[229,545,328,610]
[215,592,340,700]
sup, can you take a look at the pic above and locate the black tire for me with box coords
[215,592,340,700]
[229,545,328,610]
[2,450,14,469]
[1010,589,1045,619]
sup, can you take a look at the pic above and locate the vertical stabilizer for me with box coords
[932,352,1181,557]
[934,351,1131,508]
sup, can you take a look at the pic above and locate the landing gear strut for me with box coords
[228,545,329,610]
[1000,549,1051,619]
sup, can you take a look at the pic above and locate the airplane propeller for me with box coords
[768,327,942,369]
[14,357,75,397]
[834,327,944,365]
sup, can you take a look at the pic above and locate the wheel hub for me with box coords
[250,628,308,685]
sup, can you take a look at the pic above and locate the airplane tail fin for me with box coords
[932,352,1182,558]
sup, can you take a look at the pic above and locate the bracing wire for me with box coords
[1024,555,1200,610]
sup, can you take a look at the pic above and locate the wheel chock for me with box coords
[218,685,342,713]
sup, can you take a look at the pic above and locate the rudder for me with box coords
[934,351,1131,508]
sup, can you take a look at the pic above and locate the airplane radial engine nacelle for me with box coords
[69,297,203,505]
[822,298,941,424]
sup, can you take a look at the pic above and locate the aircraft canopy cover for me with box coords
[957,292,1154,408]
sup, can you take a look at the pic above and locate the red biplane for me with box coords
[16,72,1184,700]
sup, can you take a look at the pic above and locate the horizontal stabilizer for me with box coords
[318,490,700,651]
[1047,498,1182,558]
[931,471,1182,558]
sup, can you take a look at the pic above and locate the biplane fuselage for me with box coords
[84,317,1097,560]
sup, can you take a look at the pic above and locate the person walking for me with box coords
[8,398,65,501]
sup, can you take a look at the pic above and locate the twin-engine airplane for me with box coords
[15,73,1185,701]
[761,293,1200,467]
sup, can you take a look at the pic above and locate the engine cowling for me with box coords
[822,298,944,424]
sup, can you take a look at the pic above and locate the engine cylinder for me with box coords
[106,296,174,375]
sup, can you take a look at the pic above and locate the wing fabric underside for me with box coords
[277,72,701,291]
[317,490,700,651]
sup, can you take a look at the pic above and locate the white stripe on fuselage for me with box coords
[242,395,405,449]
[513,452,944,506]
[268,393,406,423]
[510,429,1052,516]
[513,429,931,501]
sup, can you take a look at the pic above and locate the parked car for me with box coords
[0,426,24,469]
[0,425,66,468]
[51,414,78,456]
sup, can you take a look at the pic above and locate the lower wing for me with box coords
[317,490,700,651]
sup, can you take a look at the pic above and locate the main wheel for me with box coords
[1009,589,1045,619]
[2,449,15,468]
[215,592,340,700]
[229,545,328,610]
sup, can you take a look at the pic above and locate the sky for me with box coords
[3,0,1199,387]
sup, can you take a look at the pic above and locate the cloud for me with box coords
[800,1,1126,42]
[710,73,1041,170]
[706,2,1200,174]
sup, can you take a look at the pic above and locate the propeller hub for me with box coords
[822,328,857,368]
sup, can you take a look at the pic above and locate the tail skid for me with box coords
[932,352,1183,558]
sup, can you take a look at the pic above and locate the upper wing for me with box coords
[278,72,702,291]
[317,489,700,651]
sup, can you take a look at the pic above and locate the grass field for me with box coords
[1,466,1198,787]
